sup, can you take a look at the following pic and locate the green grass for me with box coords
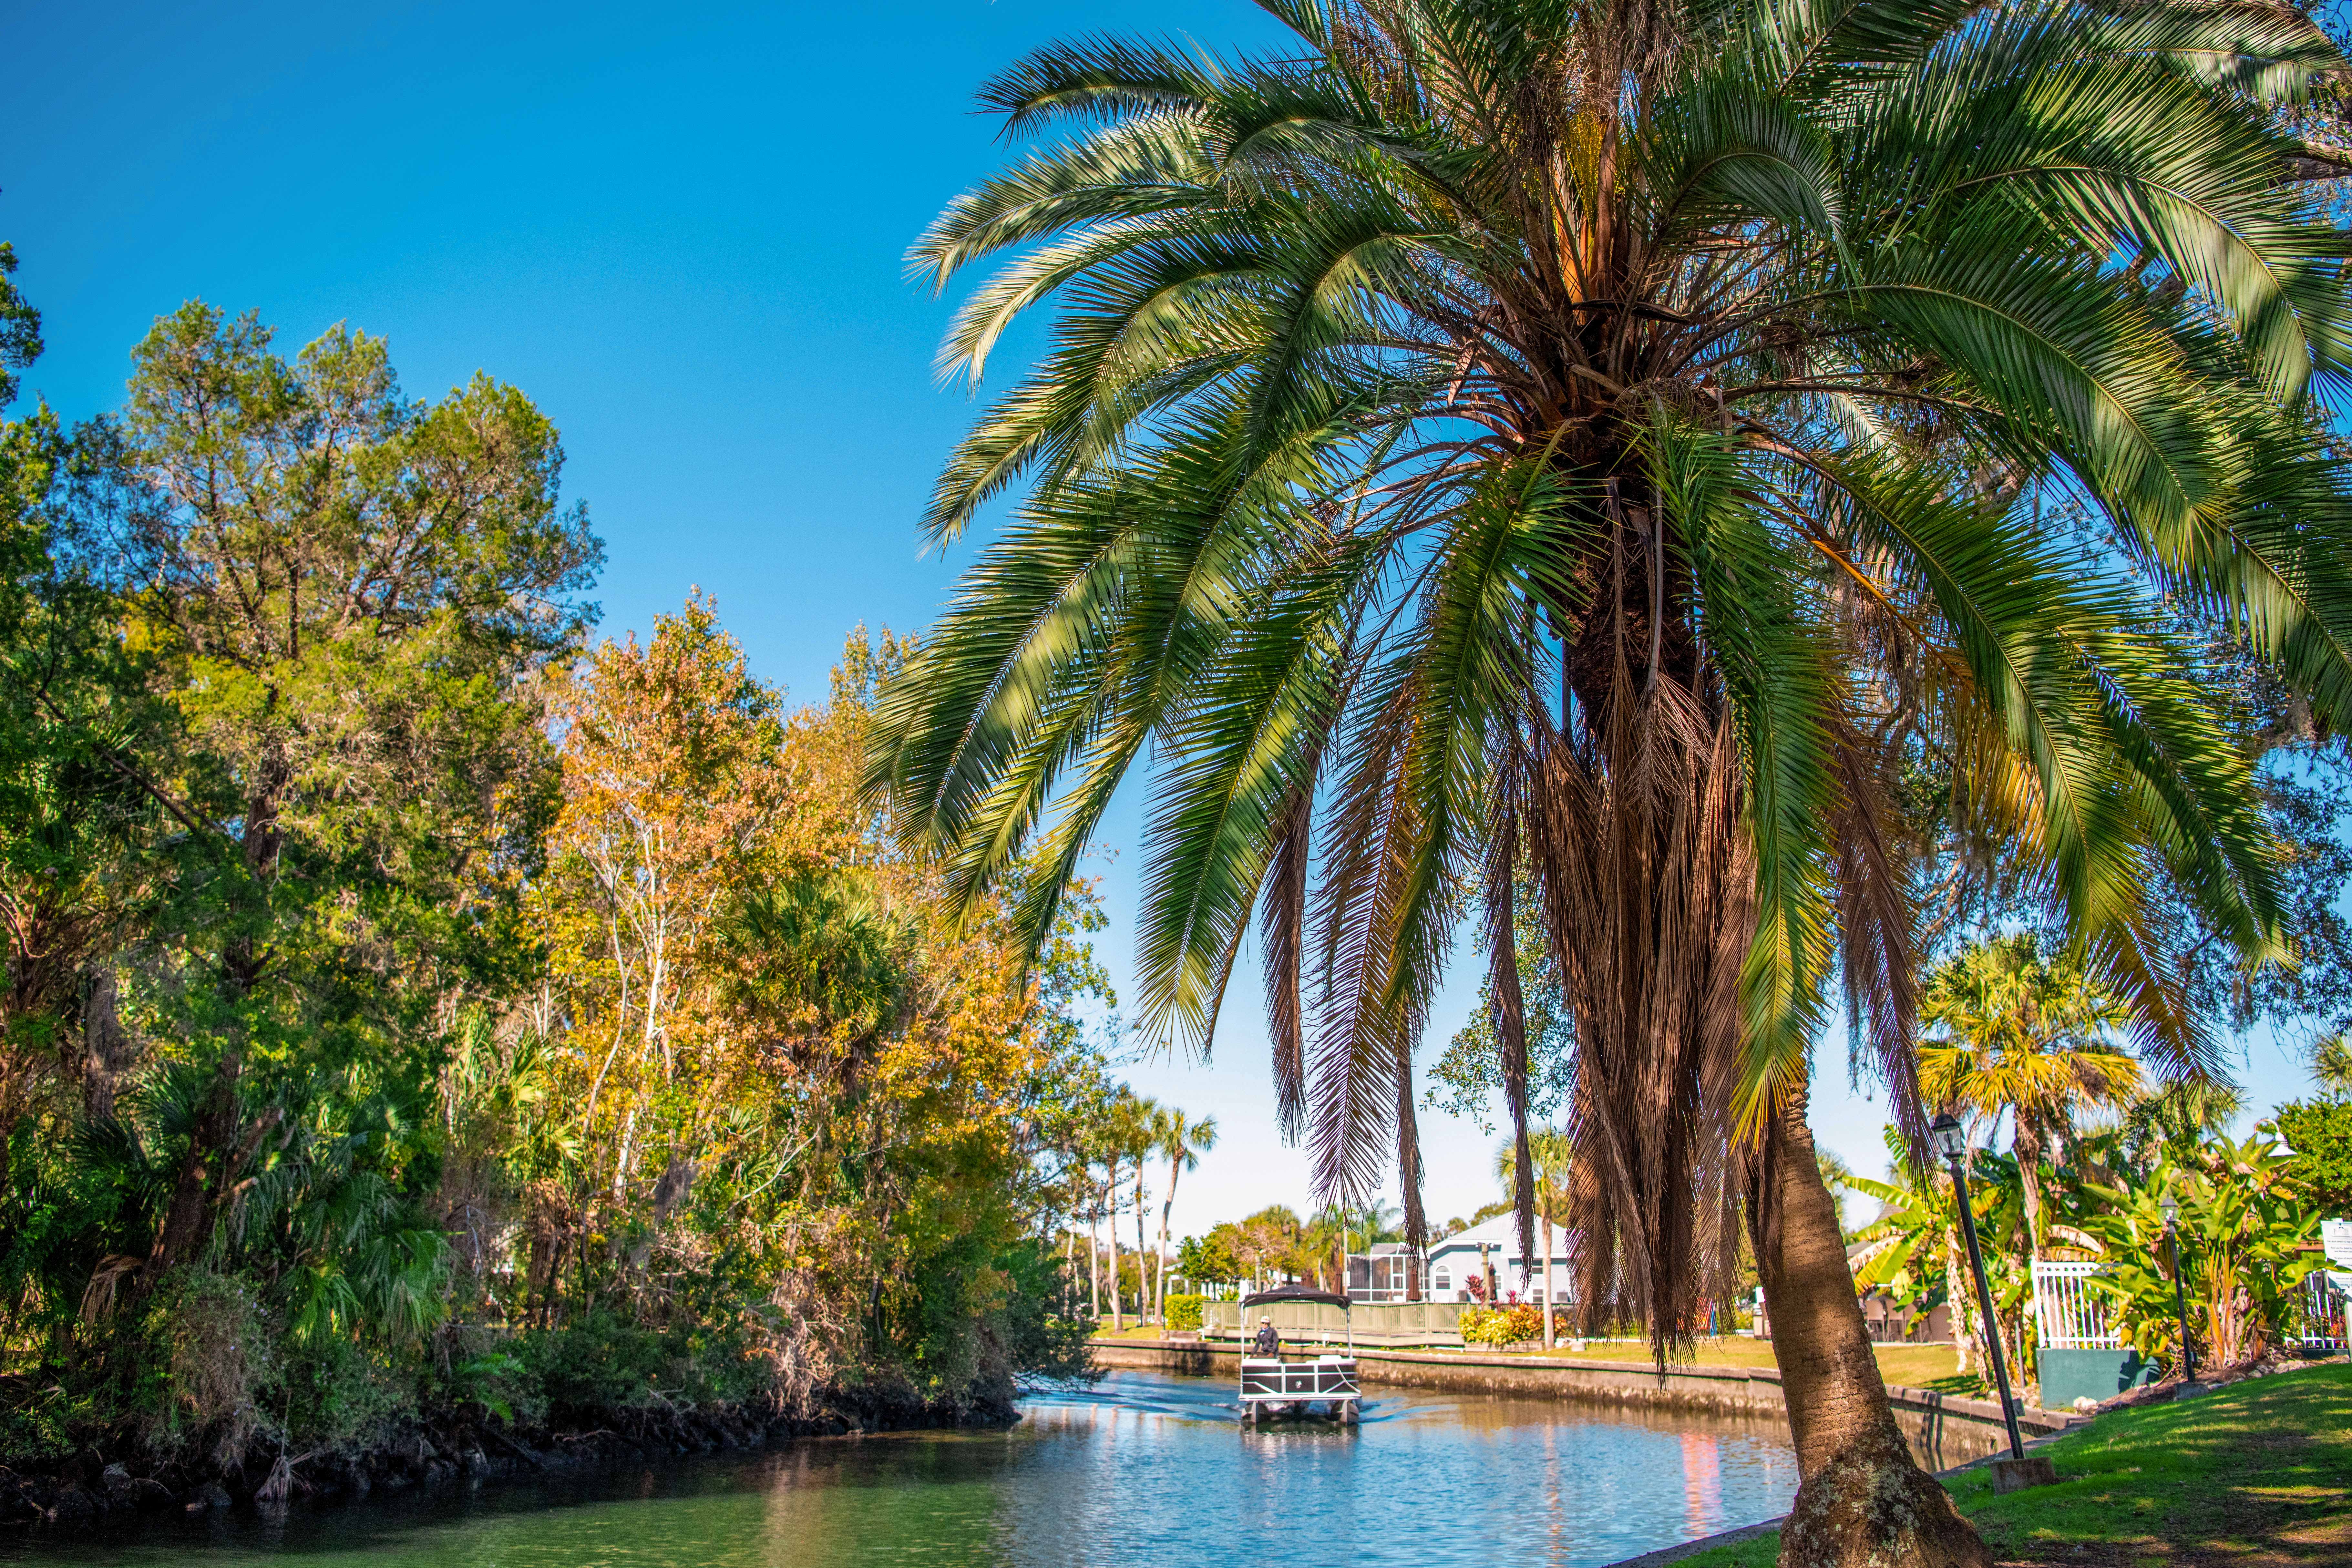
[1520,1337,1959,1389]
[1112,1330,1960,1388]
[1673,1362,2352,1568]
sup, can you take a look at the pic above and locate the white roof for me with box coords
[1426,1213,1575,1258]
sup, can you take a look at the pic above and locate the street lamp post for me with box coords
[2161,1196,2196,1384]
[1932,1113,2026,1462]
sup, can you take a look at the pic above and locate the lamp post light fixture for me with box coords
[1931,1112,2026,1462]
[2161,1195,2196,1384]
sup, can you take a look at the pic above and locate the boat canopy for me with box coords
[1240,1284,1351,1310]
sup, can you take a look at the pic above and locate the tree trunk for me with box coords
[1758,1098,1989,1568]
[138,771,286,1299]
[1105,1170,1123,1333]
[1156,1161,1179,1322]
[79,968,135,1126]
[1541,1212,1555,1349]
[1944,1228,1979,1376]
[1087,1201,1101,1321]
[1134,1171,1151,1323]
[2014,1117,2045,1257]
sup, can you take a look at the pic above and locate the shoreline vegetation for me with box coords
[0,292,1123,1530]
[0,1380,1014,1529]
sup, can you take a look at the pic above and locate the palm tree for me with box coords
[1100,1091,1152,1330]
[874,3,2350,1558]
[2116,1076,2245,1173]
[1492,1128,1572,1346]
[1919,935,2142,1253]
[1154,1109,1218,1321]
[2314,1032,2352,1097]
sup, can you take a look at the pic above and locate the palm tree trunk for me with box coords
[1106,1169,1124,1333]
[1541,1213,1555,1350]
[1133,1171,1151,1323]
[1944,1228,1978,1376]
[2014,1117,2045,1257]
[1157,1157,1181,1322]
[1087,1200,1101,1322]
[1758,1096,1989,1568]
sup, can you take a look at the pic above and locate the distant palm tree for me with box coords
[1154,1109,1217,1320]
[1920,935,2142,1252]
[1492,1128,1571,1345]
[1105,1092,1156,1328]
[2314,1032,2352,1098]
[2119,1077,2245,1171]
[875,1,2350,1557]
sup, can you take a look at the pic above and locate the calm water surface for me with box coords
[0,1371,1798,1567]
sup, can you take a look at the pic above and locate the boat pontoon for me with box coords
[1235,1285,1361,1426]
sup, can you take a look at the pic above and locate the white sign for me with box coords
[2324,1218,2352,1271]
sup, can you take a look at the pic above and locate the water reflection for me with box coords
[0,1371,1797,1567]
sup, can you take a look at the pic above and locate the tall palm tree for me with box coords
[1100,1091,1152,1330]
[874,2,2351,1558]
[1919,934,2142,1252]
[1154,1109,1218,1320]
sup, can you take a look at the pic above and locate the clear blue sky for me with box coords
[4,0,2326,1242]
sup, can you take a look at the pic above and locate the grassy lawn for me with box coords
[1089,1328,1958,1388]
[1467,1335,1966,1382]
[1673,1362,2352,1568]
[1520,1337,1958,1389]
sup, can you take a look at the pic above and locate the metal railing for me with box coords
[1238,1357,1359,1400]
[2032,1259,2118,1350]
[2297,1269,2347,1351]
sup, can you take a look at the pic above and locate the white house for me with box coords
[1424,1214,1576,1305]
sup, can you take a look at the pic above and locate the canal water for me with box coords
[0,1371,1799,1567]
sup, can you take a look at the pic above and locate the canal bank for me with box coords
[1088,1340,2074,1468]
[0,1369,1803,1568]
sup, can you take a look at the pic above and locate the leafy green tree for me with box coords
[2275,1098,2352,1214]
[1176,1229,1241,1293]
[0,243,41,408]
[872,1,2352,1557]
[76,302,600,1298]
[0,267,165,1139]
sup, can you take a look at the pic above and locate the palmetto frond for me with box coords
[874,0,2349,1357]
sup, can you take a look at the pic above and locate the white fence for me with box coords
[2032,1259,2119,1350]
[2299,1270,2348,1350]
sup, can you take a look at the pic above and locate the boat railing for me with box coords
[1238,1356,1360,1400]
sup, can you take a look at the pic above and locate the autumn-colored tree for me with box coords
[518,607,1106,1407]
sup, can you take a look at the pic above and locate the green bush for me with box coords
[1164,1294,1205,1330]
[1460,1303,1543,1346]
[2277,1100,2352,1214]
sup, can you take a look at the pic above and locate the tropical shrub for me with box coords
[1460,1304,1543,1347]
[1164,1294,1205,1331]
[2079,1134,2322,1369]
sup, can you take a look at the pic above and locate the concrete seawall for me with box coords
[1086,1339,2071,1469]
